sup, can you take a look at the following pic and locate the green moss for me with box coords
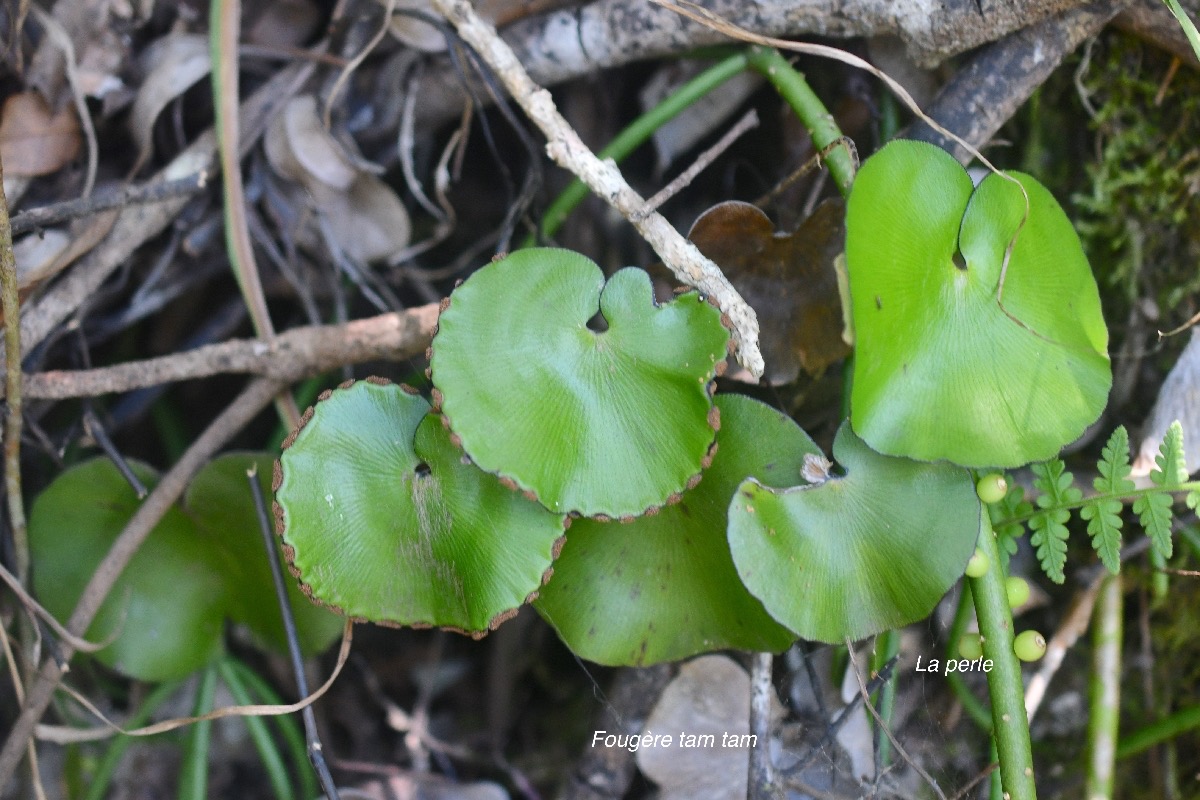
[1072,34,1200,318]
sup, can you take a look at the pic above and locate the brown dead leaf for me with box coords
[0,91,82,177]
[265,95,412,263]
[129,33,212,173]
[688,198,849,385]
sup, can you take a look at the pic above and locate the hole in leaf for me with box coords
[585,309,609,333]
[414,462,431,477]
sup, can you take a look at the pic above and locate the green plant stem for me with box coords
[1163,0,1200,62]
[528,51,750,245]
[946,582,994,731]
[969,511,1037,800]
[224,658,317,800]
[999,480,1200,530]
[218,658,295,800]
[178,666,218,800]
[744,47,855,199]
[84,680,183,800]
[870,629,899,767]
[1118,703,1200,758]
[1086,573,1122,799]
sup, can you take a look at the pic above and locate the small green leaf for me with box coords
[728,423,979,643]
[1136,421,1187,561]
[1029,459,1080,583]
[1080,427,1134,572]
[30,461,227,681]
[846,140,1110,467]
[429,249,728,517]
[275,380,567,634]
[1153,421,1188,487]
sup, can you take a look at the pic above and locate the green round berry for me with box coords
[1005,576,1031,609]
[957,632,983,660]
[965,548,989,578]
[976,473,1008,504]
[1014,630,1046,662]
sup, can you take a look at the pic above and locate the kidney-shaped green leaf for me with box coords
[31,460,227,681]
[274,379,566,636]
[428,248,729,517]
[728,423,979,643]
[535,395,807,665]
[186,453,344,656]
[846,139,1110,467]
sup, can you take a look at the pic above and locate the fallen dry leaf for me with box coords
[265,95,412,264]
[129,33,212,172]
[688,198,849,384]
[0,91,82,177]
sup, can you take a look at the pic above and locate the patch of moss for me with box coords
[1072,33,1200,321]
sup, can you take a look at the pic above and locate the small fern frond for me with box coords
[1081,426,1134,573]
[1030,459,1082,583]
[1136,423,1186,562]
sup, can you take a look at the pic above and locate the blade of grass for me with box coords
[223,657,317,800]
[217,658,296,800]
[210,0,301,429]
[178,666,218,800]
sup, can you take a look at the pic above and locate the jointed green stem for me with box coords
[970,510,1037,800]
[946,582,994,731]
[744,47,856,198]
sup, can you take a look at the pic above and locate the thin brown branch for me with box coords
[9,176,209,238]
[0,152,27,589]
[14,305,438,400]
[0,377,286,789]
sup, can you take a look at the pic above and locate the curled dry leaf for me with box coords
[265,95,412,263]
[129,33,212,171]
[1135,327,1200,477]
[13,229,72,288]
[688,198,849,384]
[385,0,449,52]
[0,91,82,178]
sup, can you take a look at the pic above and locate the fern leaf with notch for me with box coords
[1029,458,1083,583]
[1081,426,1134,573]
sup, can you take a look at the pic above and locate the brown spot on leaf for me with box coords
[490,607,519,628]
[499,476,517,490]
[365,375,391,386]
[686,473,702,490]
[439,296,452,311]
[400,383,420,395]
[666,492,682,505]
[317,389,334,402]
[431,387,443,409]
[271,461,283,491]
[551,535,566,558]
[338,378,356,390]
[708,405,721,431]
